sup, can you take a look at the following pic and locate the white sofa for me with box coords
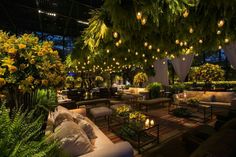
[173,91,236,110]
[46,106,134,157]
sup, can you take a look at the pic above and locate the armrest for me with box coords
[70,105,86,117]
[81,141,134,157]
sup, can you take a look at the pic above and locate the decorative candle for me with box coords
[150,120,154,126]
[145,119,150,127]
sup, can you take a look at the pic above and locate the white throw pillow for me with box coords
[77,119,97,140]
[54,121,93,156]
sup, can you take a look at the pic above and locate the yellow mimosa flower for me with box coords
[8,47,17,54]
[2,57,14,66]
[42,79,48,86]
[8,65,17,73]
[0,78,6,86]
[26,75,34,83]
[18,44,26,49]
[0,68,6,75]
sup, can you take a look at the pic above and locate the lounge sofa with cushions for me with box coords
[173,91,236,110]
[46,106,134,157]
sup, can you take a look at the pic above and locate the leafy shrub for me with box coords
[146,82,162,98]
[133,72,148,87]
[189,64,224,83]
[0,103,59,157]
[170,83,187,93]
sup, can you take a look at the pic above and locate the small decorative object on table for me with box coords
[116,105,131,117]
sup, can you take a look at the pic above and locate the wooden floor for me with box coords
[94,104,216,156]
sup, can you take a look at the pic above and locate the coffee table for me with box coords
[108,113,159,153]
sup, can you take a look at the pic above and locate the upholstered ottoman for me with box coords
[90,106,112,121]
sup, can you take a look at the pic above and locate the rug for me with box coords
[97,107,216,156]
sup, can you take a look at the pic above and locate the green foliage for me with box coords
[133,72,148,86]
[146,82,162,98]
[170,83,187,93]
[0,103,58,157]
[184,81,236,89]
[190,63,225,83]
[33,89,57,114]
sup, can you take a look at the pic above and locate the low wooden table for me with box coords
[138,98,171,112]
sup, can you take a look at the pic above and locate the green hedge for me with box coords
[184,81,236,89]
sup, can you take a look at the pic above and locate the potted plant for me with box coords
[133,72,148,87]
[146,82,162,98]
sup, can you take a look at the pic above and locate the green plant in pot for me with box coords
[133,72,148,87]
[147,82,162,98]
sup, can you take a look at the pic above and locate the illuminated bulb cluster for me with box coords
[217,30,221,35]
[189,27,194,33]
[217,20,224,28]
[141,18,147,25]
[136,12,142,20]
[113,32,118,38]
[225,38,229,43]
[148,45,152,50]
[183,9,189,18]
[144,42,148,47]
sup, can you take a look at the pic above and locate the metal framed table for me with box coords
[108,114,159,153]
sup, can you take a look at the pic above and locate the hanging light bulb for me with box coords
[157,48,160,52]
[118,39,122,44]
[190,46,193,50]
[189,27,194,33]
[184,41,187,46]
[135,52,138,55]
[182,57,186,61]
[218,45,222,49]
[113,32,118,38]
[106,49,110,53]
[175,39,180,44]
[144,42,148,47]
[183,9,189,18]
[199,39,203,44]
[165,51,168,55]
[141,17,147,25]
[163,61,166,64]
[217,20,225,28]
[142,54,145,57]
[125,57,127,61]
[128,49,131,52]
[152,56,155,59]
[115,42,119,47]
[225,38,229,43]
[144,59,147,63]
[148,45,152,50]
[113,58,115,61]
[151,65,154,68]
[180,42,183,46]
[136,12,142,20]
[217,30,221,35]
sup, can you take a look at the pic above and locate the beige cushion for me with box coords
[54,121,93,156]
[77,119,97,140]
[90,107,112,118]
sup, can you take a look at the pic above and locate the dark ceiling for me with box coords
[0,0,103,37]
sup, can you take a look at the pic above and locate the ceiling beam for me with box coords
[35,0,43,33]
[64,1,74,36]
